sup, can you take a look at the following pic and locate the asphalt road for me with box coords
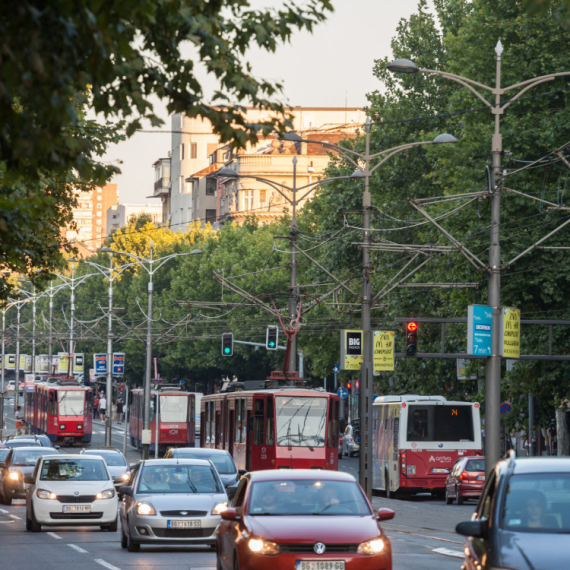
[0,418,475,570]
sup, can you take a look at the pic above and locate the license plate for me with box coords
[167,519,201,529]
[63,505,91,513]
[477,475,485,481]
[296,562,345,570]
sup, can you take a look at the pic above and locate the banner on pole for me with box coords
[58,353,70,374]
[340,330,363,370]
[94,354,107,376]
[373,331,395,373]
[73,354,84,374]
[112,353,125,376]
[501,307,520,359]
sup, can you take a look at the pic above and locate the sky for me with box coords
[102,0,427,204]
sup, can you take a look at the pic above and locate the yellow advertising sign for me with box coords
[501,307,520,359]
[58,353,70,374]
[374,331,395,372]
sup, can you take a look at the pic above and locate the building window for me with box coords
[191,143,198,159]
[186,180,193,194]
[205,209,216,224]
[97,195,102,201]
[97,188,102,193]
[244,190,253,211]
[259,189,267,206]
[96,220,102,225]
[206,178,216,196]
[180,143,185,160]
[97,203,102,209]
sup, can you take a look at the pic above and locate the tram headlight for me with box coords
[37,489,57,500]
[248,537,280,555]
[76,424,83,431]
[59,424,66,430]
[357,538,385,555]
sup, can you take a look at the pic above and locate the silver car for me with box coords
[342,424,360,457]
[80,449,130,495]
[119,459,228,552]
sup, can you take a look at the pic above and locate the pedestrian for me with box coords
[15,406,24,435]
[116,399,124,424]
[99,394,107,422]
[93,395,100,419]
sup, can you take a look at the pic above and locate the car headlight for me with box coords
[136,502,156,515]
[96,489,115,500]
[121,472,131,481]
[8,471,20,481]
[248,537,280,555]
[37,489,57,500]
[211,502,229,515]
[357,538,385,555]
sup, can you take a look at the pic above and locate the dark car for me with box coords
[0,446,59,505]
[164,447,245,498]
[445,456,485,504]
[456,451,570,570]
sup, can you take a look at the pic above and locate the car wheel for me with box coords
[30,507,41,532]
[26,510,32,531]
[456,486,464,505]
[3,493,12,506]
[121,526,128,549]
[445,487,454,505]
[127,530,140,552]
[234,552,240,570]
[385,470,393,499]
[102,517,118,532]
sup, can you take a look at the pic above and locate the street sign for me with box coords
[94,353,107,375]
[500,401,512,415]
[112,353,125,376]
[337,387,348,400]
[467,305,493,356]
[340,330,363,370]
[501,307,521,359]
[373,330,395,373]
[332,364,340,374]
[25,374,34,392]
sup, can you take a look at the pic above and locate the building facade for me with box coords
[106,203,163,236]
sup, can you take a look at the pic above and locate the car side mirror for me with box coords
[456,519,488,539]
[119,486,133,496]
[24,476,35,485]
[54,445,60,450]
[221,507,240,521]
[129,463,139,470]
[377,508,395,521]
[238,469,248,477]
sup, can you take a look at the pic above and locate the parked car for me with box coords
[0,446,59,505]
[80,448,130,495]
[445,456,485,505]
[218,469,394,570]
[119,458,228,552]
[163,447,245,499]
[456,451,570,570]
[342,424,360,457]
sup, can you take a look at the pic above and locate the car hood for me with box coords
[133,492,227,511]
[39,480,114,494]
[245,515,382,543]
[219,473,239,487]
[107,466,128,478]
[9,466,35,476]
[500,531,570,570]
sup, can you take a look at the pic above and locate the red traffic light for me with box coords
[346,382,352,390]
[406,321,418,332]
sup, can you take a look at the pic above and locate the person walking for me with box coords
[15,406,24,435]
[93,395,100,419]
[99,394,107,422]
[116,399,124,424]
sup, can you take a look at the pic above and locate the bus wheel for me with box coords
[385,470,392,499]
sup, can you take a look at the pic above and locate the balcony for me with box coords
[154,177,171,197]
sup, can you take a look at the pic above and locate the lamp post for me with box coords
[100,244,202,459]
[387,42,570,472]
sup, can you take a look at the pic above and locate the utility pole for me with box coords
[106,252,114,448]
[143,243,154,460]
[288,155,298,374]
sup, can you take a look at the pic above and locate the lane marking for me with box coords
[384,527,462,544]
[0,508,8,513]
[69,544,88,553]
[0,520,15,524]
[432,547,465,558]
[47,532,62,539]
[95,559,122,570]
[9,514,22,520]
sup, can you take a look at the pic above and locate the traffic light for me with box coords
[222,333,233,356]
[266,326,278,350]
[405,321,418,356]
[346,381,352,391]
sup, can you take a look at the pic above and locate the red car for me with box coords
[445,456,485,505]
[217,469,394,570]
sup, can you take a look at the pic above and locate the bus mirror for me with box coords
[377,508,395,521]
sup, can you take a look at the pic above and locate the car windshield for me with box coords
[40,458,109,481]
[160,395,188,423]
[85,452,126,467]
[6,441,40,448]
[12,449,58,466]
[248,480,372,516]
[275,397,327,448]
[465,459,485,472]
[58,390,85,416]
[175,451,236,474]
[502,473,570,533]
[0,449,9,461]
[138,464,222,494]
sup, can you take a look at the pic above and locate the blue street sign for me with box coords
[337,387,348,400]
[94,353,107,376]
[112,353,125,376]
[500,401,512,415]
[467,305,493,356]
[332,364,340,374]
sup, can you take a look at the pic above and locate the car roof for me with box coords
[42,454,105,460]
[249,469,357,483]
[510,457,570,474]
[82,448,123,454]
[10,446,57,452]
[142,458,213,467]
[173,448,230,455]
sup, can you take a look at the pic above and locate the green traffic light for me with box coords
[224,347,230,354]
[269,342,275,347]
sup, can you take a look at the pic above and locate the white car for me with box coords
[25,454,118,532]
[342,424,360,457]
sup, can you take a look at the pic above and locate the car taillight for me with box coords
[400,450,407,474]
[475,450,482,456]
[460,472,468,481]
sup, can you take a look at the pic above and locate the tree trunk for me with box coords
[556,407,570,456]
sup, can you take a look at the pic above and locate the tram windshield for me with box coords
[160,395,188,423]
[58,390,85,416]
[275,397,327,448]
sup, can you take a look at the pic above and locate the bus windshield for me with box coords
[160,395,188,423]
[406,405,474,442]
[275,397,327,448]
[58,390,85,416]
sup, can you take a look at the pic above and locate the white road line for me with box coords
[0,508,8,513]
[432,547,465,559]
[95,559,122,570]
[47,532,62,539]
[9,514,22,520]
[0,520,15,524]
[69,544,88,553]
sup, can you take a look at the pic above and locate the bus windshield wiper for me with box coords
[287,425,292,451]
[298,425,314,451]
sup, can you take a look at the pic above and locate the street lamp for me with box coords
[279,127,457,499]
[100,244,202,459]
[388,41,570,470]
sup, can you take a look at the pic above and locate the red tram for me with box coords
[24,377,93,445]
[129,385,197,454]
[200,388,340,472]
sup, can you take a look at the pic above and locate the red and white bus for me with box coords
[372,395,482,496]
[24,377,93,445]
[129,386,197,454]
[200,388,340,472]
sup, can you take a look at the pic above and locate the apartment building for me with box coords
[106,203,163,236]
